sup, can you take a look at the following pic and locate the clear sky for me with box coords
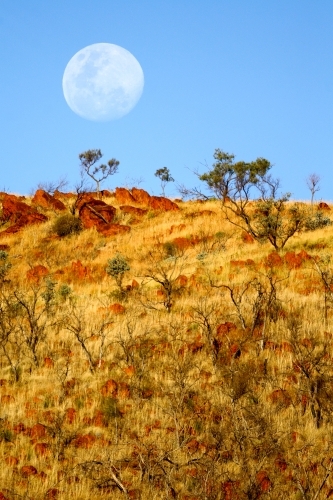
[1,0,332,200]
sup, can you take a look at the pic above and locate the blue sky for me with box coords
[1,0,332,200]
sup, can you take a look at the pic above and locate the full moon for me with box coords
[62,43,144,121]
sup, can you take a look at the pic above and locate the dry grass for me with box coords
[0,196,332,499]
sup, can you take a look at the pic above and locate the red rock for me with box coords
[230,259,255,268]
[26,265,49,283]
[168,223,186,234]
[32,189,66,211]
[101,379,118,397]
[318,202,330,211]
[186,439,200,454]
[175,275,188,287]
[71,260,91,280]
[264,340,278,351]
[172,237,192,250]
[222,481,240,500]
[1,395,15,404]
[92,410,105,427]
[13,422,26,434]
[65,408,77,424]
[275,456,287,472]
[0,492,9,500]
[109,303,126,315]
[131,279,139,288]
[37,470,48,481]
[0,244,9,251]
[45,489,59,499]
[216,322,237,337]
[34,442,51,457]
[30,423,47,440]
[242,232,255,243]
[1,194,48,234]
[123,365,135,377]
[284,252,303,269]
[43,357,54,368]
[79,198,116,230]
[269,389,292,407]
[5,455,19,466]
[98,223,130,237]
[73,433,96,449]
[279,341,293,352]
[54,190,76,200]
[21,465,38,477]
[119,205,148,216]
[149,196,179,211]
[101,189,112,197]
[256,471,271,492]
[131,187,151,205]
[264,252,283,268]
[115,187,136,204]
[118,382,130,399]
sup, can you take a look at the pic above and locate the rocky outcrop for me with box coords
[1,194,48,234]
[79,199,116,230]
[98,223,131,237]
[131,188,151,206]
[115,187,136,205]
[32,189,66,211]
[149,195,179,211]
[119,205,148,216]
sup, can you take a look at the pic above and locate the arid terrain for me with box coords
[0,187,332,499]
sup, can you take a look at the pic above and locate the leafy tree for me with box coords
[154,167,174,196]
[79,149,119,197]
[106,254,130,293]
[196,149,307,251]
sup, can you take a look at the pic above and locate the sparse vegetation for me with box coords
[52,213,82,237]
[79,149,119,196]
[0,180,332,499]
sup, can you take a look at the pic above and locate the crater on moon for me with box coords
[62,43,144,121]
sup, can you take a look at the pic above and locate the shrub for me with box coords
[106,254,130,291]
[0,250,11,282]
[52,214,82,237]
[305,212,332,231]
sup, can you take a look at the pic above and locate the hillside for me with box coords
[0,188,333,499]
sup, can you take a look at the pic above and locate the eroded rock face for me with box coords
[1,194,48,234]
[98,223,131,237]
[115,187,136,205]
[32,189,66,211]
[119,205,148,216]
[131,188,179,211]
[26,265,49,283]
[318,202,330,211]
[131,187,151,206]
[79,199,116,230]
[149,196,179,211]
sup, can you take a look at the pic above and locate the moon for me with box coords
[62,43,144,121]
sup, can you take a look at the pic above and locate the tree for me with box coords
[196,149,307,251]
[306,173,320,205]
[154,167,174,197]
[106,254,130,293]
[79,149,119,197]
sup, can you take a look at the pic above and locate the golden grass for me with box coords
[0,196,332,498]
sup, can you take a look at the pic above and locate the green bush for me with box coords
[106,254,130,291]
[52,214,82,237]
[305,212,332,231]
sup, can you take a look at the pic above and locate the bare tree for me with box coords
[306,173,320,205]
